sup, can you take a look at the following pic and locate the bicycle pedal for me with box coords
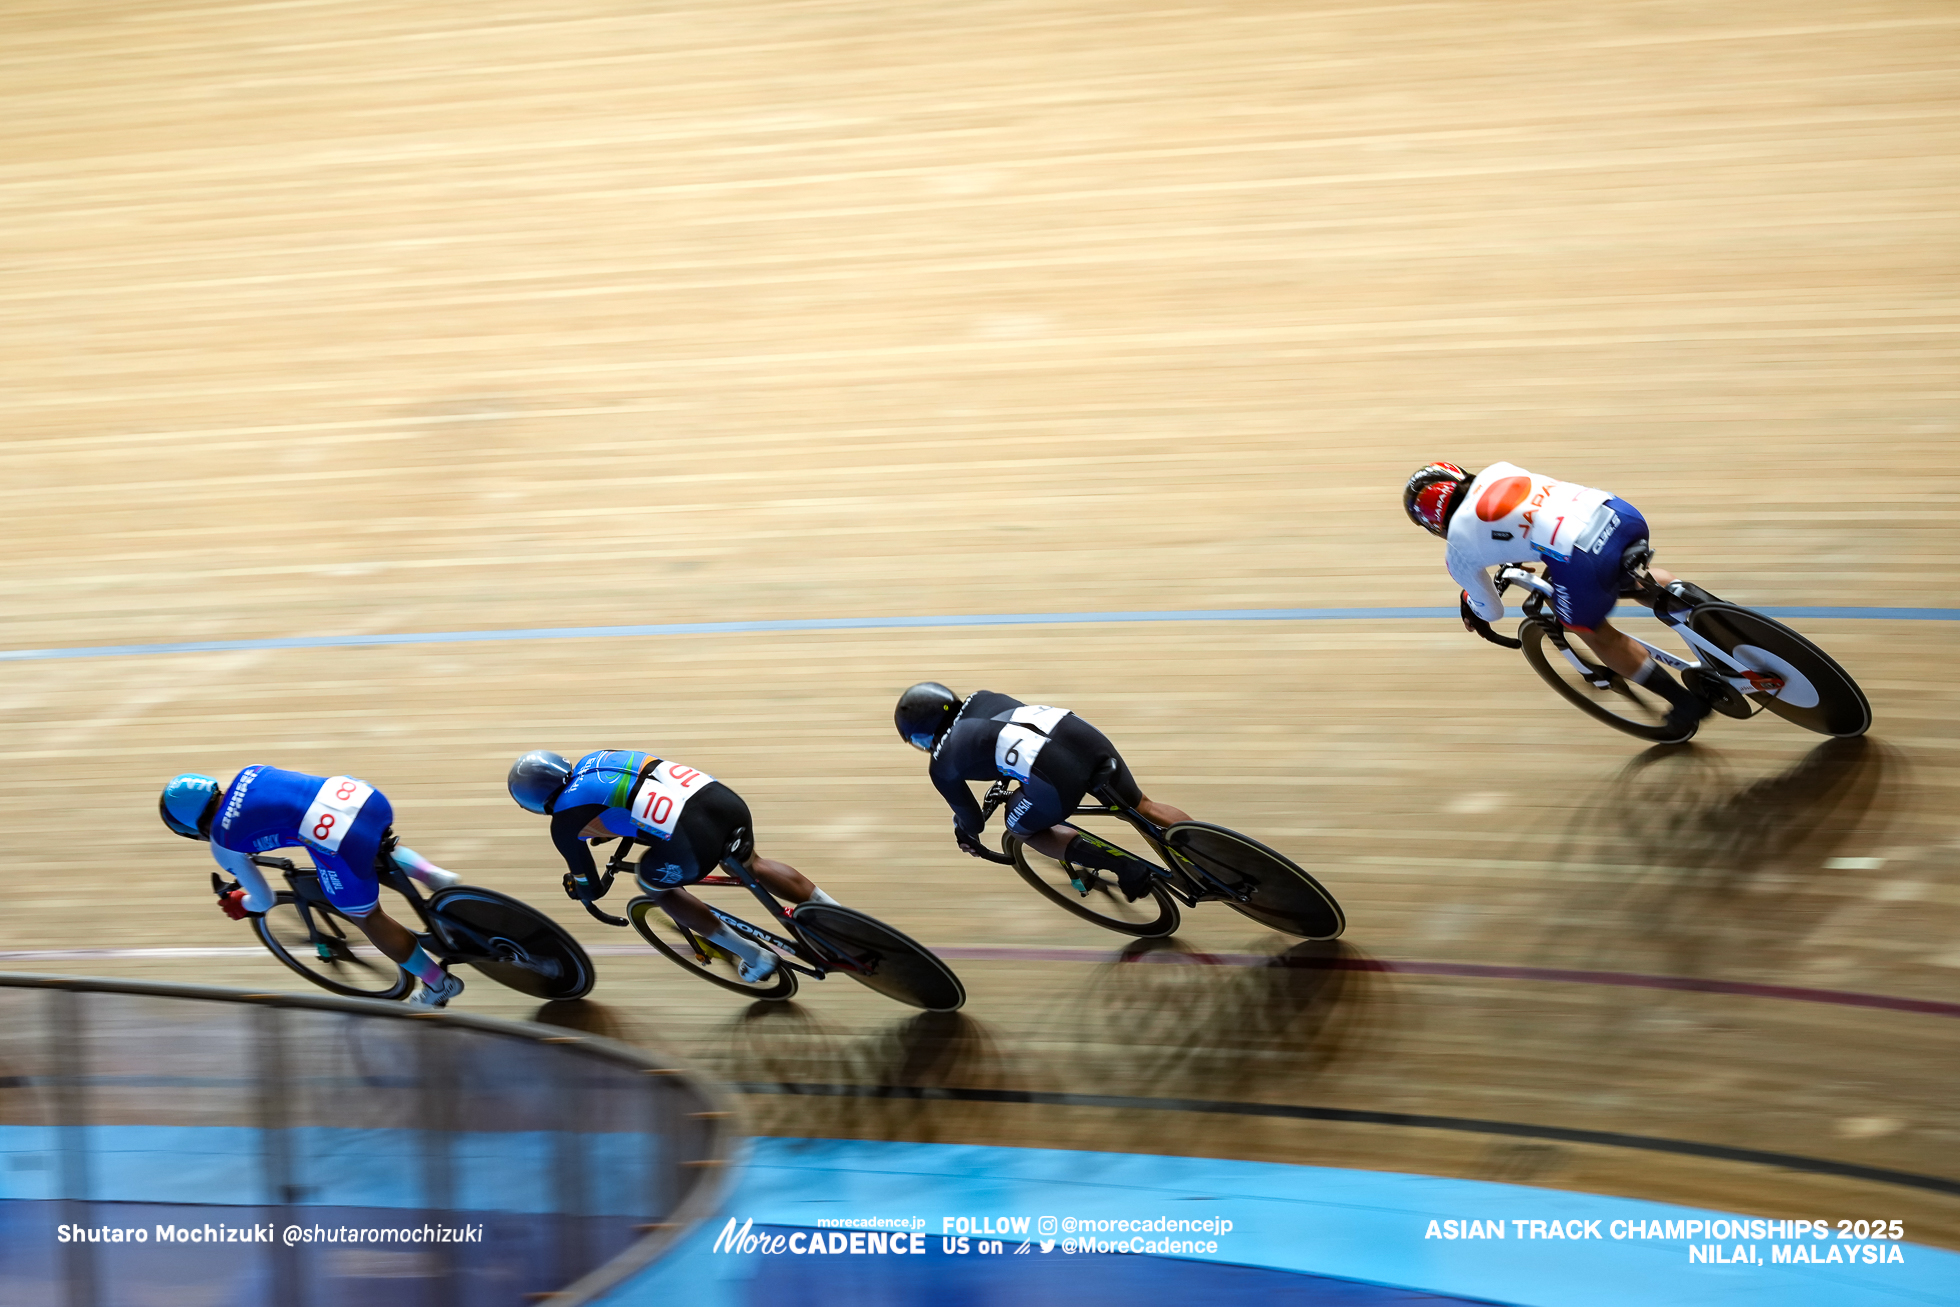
[314,943,336,962]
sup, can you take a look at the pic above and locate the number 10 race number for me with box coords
[628,761,715,839]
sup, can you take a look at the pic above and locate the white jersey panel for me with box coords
[627,760,715,841]
[1445,462,1615,620]
[299,777,374,854]
[994,705,1070,781]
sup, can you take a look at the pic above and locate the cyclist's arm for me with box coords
[549,805,605,879]
[209,843,275,913]
[1447,542,1505,622]
[928,757,988,836]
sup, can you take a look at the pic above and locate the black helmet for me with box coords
[508,750,573,814]
[895,682,962,751]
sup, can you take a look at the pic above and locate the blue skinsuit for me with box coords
[209,765,394,915]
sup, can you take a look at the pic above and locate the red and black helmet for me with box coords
[1403,462,1473,537]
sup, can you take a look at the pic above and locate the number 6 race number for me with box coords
[627,761,715,840]
[299,776,374,854]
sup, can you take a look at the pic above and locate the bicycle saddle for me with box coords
[1086,757,1121,805]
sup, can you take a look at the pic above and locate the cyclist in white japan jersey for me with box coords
[159,766,466,1006]
[1404,461,1714,738]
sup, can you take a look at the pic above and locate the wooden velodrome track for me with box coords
[3,0,1956,1248]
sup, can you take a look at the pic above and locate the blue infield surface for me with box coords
[606,1138,1958,1307]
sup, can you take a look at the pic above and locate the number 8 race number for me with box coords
[300,776,374,854]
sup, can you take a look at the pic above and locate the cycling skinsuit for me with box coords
[208,765,395,916]
[928,691,1144,838]
[1446,461,1652,632]
[548,749,752,890]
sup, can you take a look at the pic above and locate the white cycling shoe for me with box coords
[410,971,466,1008]
[419,868,463,891]
[736,950,779,985]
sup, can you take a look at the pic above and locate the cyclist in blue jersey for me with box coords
[894,683,1193,900]
[507,749,838,985]
[160,767,467,1006]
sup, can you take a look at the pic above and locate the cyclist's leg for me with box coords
[1549,504,1707,731]
[313,850,427,973]
[385,835,460,890]
[1099,751,1193,828]
[646,784,781,979]
[1015,722,1161,898]
[318,805,456,998]
[1004,772,1075,860]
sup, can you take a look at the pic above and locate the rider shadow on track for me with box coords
[530,999,639,1043]
[1530,735,1900,979]
[1041,936,1392,1107]
[696,1001,986,1139]
[707,1001,1031,1143]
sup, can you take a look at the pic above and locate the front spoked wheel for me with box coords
[1688,604,1871,738]
[254,891,413,1000]
[1520,620,1687,742]
[1007,833,1180,938]
[1163,823,1344,940]
[627,897,799,1001]
[428,887,596,1000]
[790,903,966,1012]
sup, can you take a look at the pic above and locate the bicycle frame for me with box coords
[245,855,512,969]
[982,779,1255,909]
[1496,567,1783,697]
[604,838,878,984]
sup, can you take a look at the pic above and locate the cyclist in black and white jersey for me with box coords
[895,683,1192,899]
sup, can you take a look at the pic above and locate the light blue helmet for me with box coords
[508,751,573,814]
[159,774,222,839]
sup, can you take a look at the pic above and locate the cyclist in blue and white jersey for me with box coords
[1404,461,1716,738]
[507,749,837,985]
[894,683,1193,900]
[159,767,466,1006]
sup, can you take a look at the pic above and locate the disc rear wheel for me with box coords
[254,891,412,1000]
[1688,603,1871,738]
[428,886,595,1000]
[1007,833,1180,938]
[790,903,965,1011]
[1163,823,1344,940]
[628,896,798,1001]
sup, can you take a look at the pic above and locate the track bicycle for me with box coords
[966,762,1345,941]
[222,857,596,1002]
[1501,563,1871,744]
[565,833,965,1011]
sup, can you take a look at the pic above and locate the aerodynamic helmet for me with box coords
[895,682,962,752]
[1403,462,1473,536]
[507,750,573,815]
[159,774,223,840]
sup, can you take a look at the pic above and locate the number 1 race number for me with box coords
[628,761,715,840]
[300,777,373,853]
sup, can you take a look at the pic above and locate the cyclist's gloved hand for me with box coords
[217,888,252,921]
[1461,591,1522,649]
[954,825,989,859]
